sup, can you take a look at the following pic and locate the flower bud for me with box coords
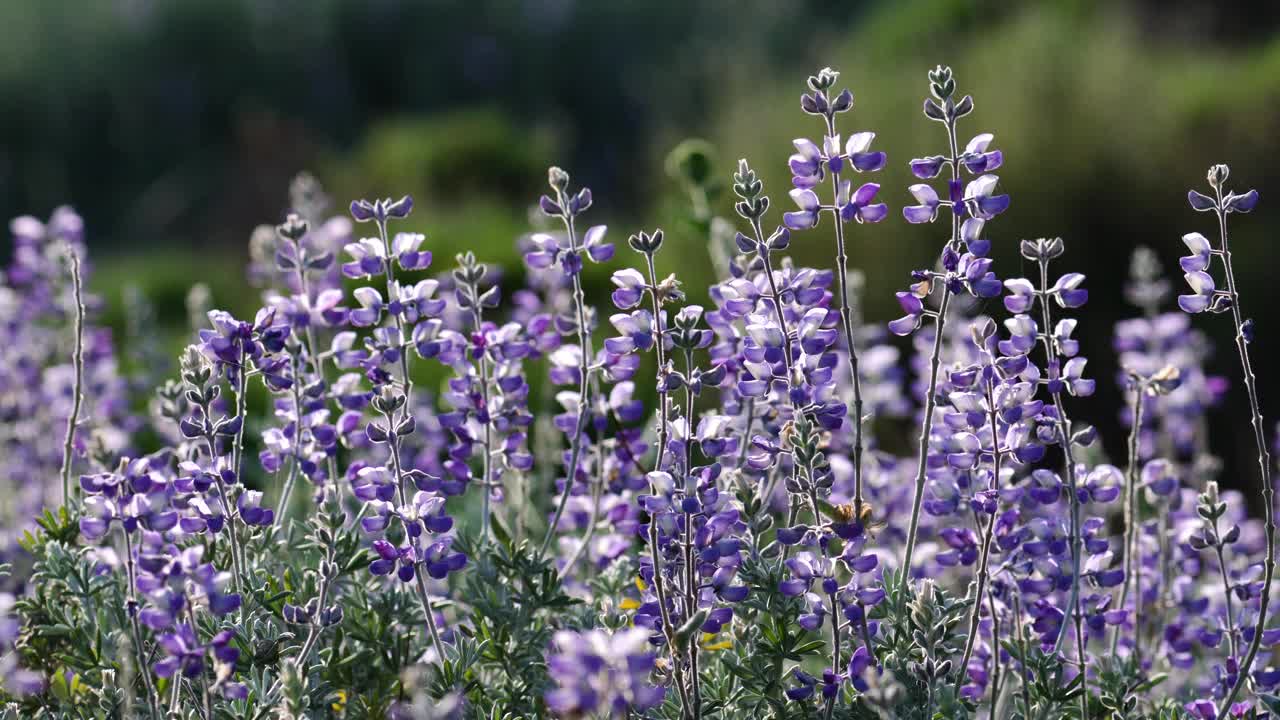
[1207,163,1229,190]
[548,166,570,193]
[276,213,309,242]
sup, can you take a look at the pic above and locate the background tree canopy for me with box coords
[2,0,1279,503]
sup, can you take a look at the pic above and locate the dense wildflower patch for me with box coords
[2,66,1278,720]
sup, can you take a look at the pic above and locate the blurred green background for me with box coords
[3,0,1280,503]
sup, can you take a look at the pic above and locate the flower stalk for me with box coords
[1180,166,1275,720]
[60,243,86,506]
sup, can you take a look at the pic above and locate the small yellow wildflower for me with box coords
[700,633,732,651]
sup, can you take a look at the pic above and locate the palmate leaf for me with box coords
[20,506,80,552]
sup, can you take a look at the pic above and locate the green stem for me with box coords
[986,591,1002,711]
[1013,594,1034,718]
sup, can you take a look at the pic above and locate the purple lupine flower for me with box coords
[342,238,387,280]
[525,226,611,276]
[888,281,930,336]
[606,310,655,354]
[788,131,886,190]
[783,188,823,230]
[609,268,647,309]
[236,490,274,526]
[392,232,433,271]
[789,138,824,187]
[154,623,207,679]
[844,132,888,172]
[837,180,888,224]
[153,624,248,699]
[349,195,413,224]
[962,174,1011,219]
[1184,699,1251,720]
[545,628,664,717]
[1047,272,1088,308]
[910,155,946,179]
[902,184,941,224]
[1180,232,1212,273]
[959,133,1003,173]
[1178,270,1218,314]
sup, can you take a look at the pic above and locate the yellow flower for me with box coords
[619,575,648,611]
[331,689,348,713]
[700,633,732,651]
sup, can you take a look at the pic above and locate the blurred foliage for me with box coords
[688,0,1280,498]
[0,0,866,254]
[326,110,557,211]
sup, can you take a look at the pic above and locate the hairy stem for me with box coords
[821,113,869,526]
[272,353,304,529]
[681,349,703,719]
[806,488,841,720]
[1113,388,1145,658]
[539,210,594,559]
[122,529,162,719]
[899,289,951,589]
[229,346,253,592]
[557,441,605,580]
[205,423,245,600]
[900,116,961,589]
[954,379,1003,693]
[1214,191,1275,720]
[413,571,449,665]
[386,425,449,666]
[292,245,342,502]
[986,591,1002,710]
[748,216,801,552]
[1214,543,1241,663]
[376,220,414,402]
[634,254,694,717]
[1036,259,1089,718]
[470,303,497,541]
[60,244,86,506]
